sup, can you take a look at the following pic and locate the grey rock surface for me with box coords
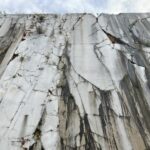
[0,13,149,150]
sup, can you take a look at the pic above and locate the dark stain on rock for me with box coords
[79,117,84,143]
[99,91,111,138]
[102,29,125,45]
[20,56,24,62]
[10,53,19,61]
[120,75,150,148]
[84,113,102,150]
[60,80,102,149]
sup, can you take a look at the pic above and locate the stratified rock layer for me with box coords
[0,13,150,150]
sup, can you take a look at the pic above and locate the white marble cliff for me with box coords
[0,13,149,150]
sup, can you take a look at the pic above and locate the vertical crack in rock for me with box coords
[59,40,102,150]
[98,90,120,150]
[59,80,102,150]
[0,18,21,63]
[28,109,46,150]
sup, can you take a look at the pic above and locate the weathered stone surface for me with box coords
[0,13,150,150]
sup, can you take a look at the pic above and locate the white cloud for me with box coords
[0,0,149,14]
[105,0,150,13]
[132,0,150,12]
[0,0,42,13]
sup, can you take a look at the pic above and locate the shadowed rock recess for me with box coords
[0,13,150,150]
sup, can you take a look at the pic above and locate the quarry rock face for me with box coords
[0,13,150,150]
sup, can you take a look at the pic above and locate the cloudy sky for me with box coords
[0,0,149,14]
